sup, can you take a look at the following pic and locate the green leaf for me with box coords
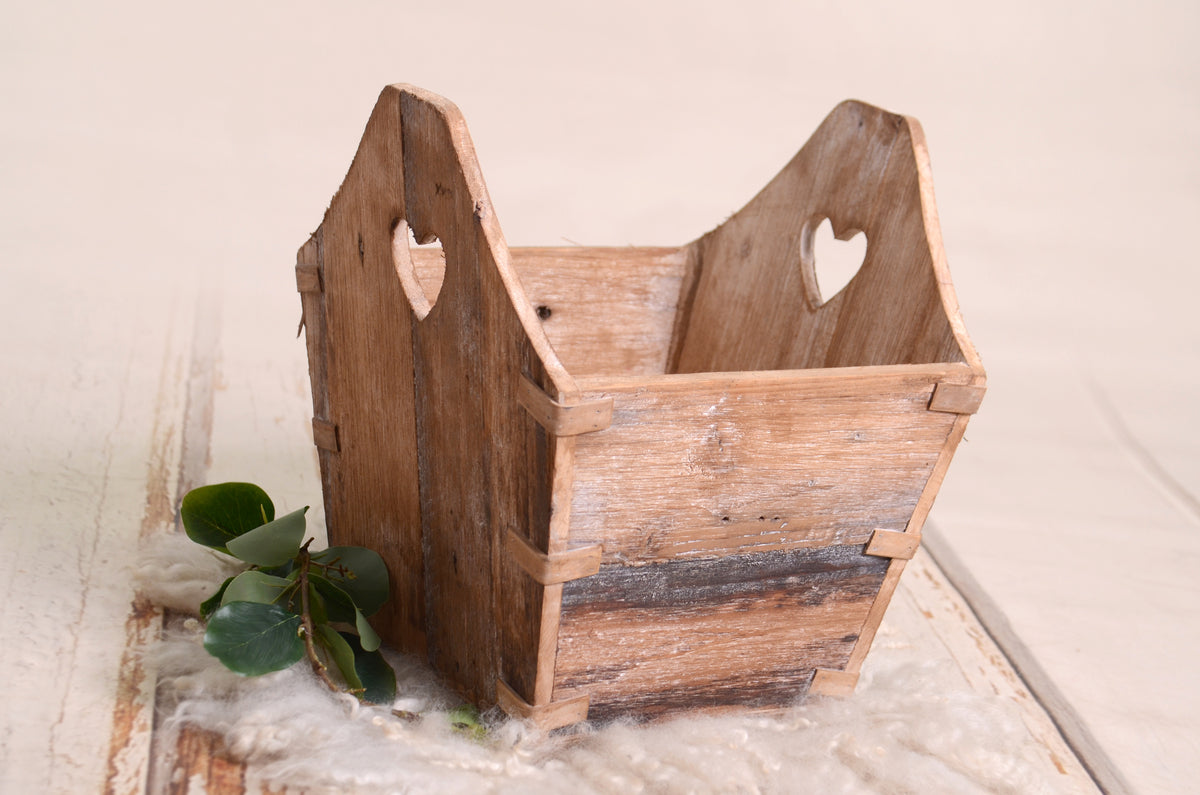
[181,483,275,551]
[260,559,296,578]
[311,546,390,615]
[355,609,381,652]
[203,602,304,676]
[315,623,362,692]
[200,576,235,619]
[220,570,294,608]
[306,583,328,625]
[308,573,357,625]
[449,704,486,741]
[342,632,397,704]
[309,573,380,651]
[226,507,308,567]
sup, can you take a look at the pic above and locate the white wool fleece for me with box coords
[140,535,1057,794]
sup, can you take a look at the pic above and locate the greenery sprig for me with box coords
[181,482,397,704]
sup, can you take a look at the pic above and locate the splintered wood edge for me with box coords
[866,528,921,560]
[496,678,590,729]
[929,382,986,414]
[517,375,613,436]
[504,528,601,585]
[809,668,860,697]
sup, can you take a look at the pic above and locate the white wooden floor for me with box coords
[3,2,1197,792]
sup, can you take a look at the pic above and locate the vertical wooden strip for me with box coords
[317,86,427,654]
[398,86,576,706]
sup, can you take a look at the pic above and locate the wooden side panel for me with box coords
[510,247,690,378]
[310,88,427,653]
[673,100,966,375]
[567,364,968,565]
[304,85,584,706]
[553,543,889,720]
[398,88,576,706]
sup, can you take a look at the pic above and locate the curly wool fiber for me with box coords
[141,536,1055,794]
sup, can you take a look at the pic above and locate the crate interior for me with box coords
[409,235,968,383]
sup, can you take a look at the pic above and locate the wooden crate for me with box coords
[295,84,985,729]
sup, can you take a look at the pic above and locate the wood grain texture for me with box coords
[305,87,428,656]
[866,528,921,560]
[809,668,860,697]
[929,382,987,414]
[517,375,613,436]
[510,247,690,377]
[553,543,889,721]
[399,86,564,706]
[304,85,593,709]
[672,100,975,376]
[504,528,601,585]
[299,87,987,724]
[567,364,968,566]
[496,678,590,730]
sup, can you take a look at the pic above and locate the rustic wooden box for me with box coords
[296,84,985,729]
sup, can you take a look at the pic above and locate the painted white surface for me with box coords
[2,1,1196,791]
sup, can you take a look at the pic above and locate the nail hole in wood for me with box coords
[391,218,446,320]
[536,305,552,320]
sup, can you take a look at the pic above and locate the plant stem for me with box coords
[297,539,339,693]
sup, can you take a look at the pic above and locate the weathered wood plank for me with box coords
[672,100,976,376]
[401,87,545,705]
[508,246,690,377]
[311,86,427,655]
[567,364,967,565]
[553,543,889,720]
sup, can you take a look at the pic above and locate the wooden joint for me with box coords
[809,668,860,697]
[496,679,589,730]
[518,376,613,436]
[312,418,339,452]
[866,528,921,560]
[928,382,986,414]
[504,528,601,586]
[295,263,323,293]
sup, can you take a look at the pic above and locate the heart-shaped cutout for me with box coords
[391,219,446,320]
[805,217,867,307]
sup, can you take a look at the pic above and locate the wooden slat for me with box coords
[510,246,690,377]
[672,100,975,376]
[393,86,583,707]
[553,543,889,721]
[503,528,601,585]
[294,262,322,293]
[567,364,968,566]
[517,375,613,436]
[928,382,986,414]
[496,678,590,730]
[809,668,860,697]
[311,87,428,655]
[866,528,921,560]
[310,417,338,452]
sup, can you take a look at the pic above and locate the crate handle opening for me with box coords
[391,218,446,320]
[800,216,867,310]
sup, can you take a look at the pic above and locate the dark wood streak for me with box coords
[554,544,888,719]
[562,542,885,611]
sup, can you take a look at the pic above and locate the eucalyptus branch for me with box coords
[183,481,397,703]
[297,538,340,693]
